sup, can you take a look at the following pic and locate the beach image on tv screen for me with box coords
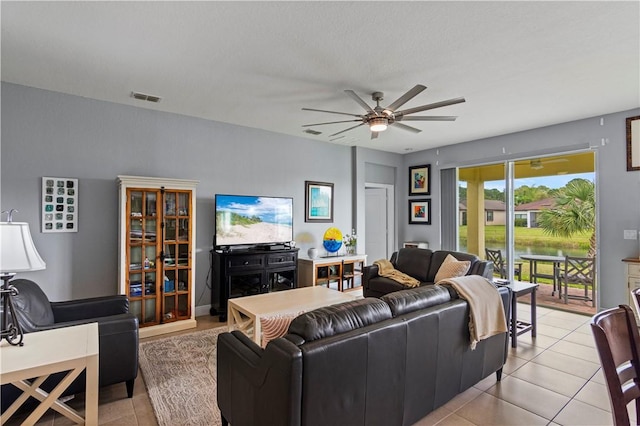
[215,195,293,246]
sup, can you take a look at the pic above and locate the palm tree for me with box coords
[537,179,596,257]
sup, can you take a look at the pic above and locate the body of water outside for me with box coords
[458,243,587,259]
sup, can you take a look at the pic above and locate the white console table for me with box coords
[298,254,367,291]
[0,323,99,425]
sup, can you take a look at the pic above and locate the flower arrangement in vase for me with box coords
[344,229,357,255]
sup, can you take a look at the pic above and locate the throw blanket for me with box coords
[373,259,420,287]
[439,275,508,350]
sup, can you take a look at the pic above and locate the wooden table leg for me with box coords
[85,352,99,425]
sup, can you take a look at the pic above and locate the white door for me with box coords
[365,186,393,263]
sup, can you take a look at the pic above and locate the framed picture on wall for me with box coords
[408,199,431,225]
[305,181,333,222]
[409,164,431,196]
[627,115,640,171]
[42,177,78,232]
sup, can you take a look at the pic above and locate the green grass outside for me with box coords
[459,225,591,250]
[459,225,591,284]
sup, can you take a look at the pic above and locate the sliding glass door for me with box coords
[458,151,595,311]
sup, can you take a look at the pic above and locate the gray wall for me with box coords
[3,82,638,311]
[1,83,357,309]
[402,108,640,310]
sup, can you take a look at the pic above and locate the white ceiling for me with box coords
[2,1,639,154]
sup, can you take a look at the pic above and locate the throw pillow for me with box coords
[435,254,471,283]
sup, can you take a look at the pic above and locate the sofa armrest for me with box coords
[363,264,380,292]
[217,331,302,426]
[51,295,129,322]
[471,260,494,281]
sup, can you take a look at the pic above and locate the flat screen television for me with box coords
[214,194,293,248]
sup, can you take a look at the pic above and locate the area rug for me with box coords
[139,327,226,426]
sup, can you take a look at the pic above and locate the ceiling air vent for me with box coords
[131,91,162,103]
[303,129,322,135]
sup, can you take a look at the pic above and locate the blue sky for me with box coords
[482,172,595,191]
[216,195,293,225]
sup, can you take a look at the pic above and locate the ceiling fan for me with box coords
[529,158,569,170]
[302,84,465,139]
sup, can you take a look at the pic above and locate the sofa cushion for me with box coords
[434,254,471,283]
[394,248,433,282]
[288,298,392,343]
[381,285,455,317]
[427,251,479,283]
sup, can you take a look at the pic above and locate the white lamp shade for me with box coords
[0,222,46,272]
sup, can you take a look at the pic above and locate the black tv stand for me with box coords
[256,244,287,251]
[210,248,299,321]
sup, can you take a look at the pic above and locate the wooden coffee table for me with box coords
[227,286,356,345]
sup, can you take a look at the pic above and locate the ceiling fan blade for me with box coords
[302,119,361,127]
[396,97,466,116]
[385,84,427,112]
[302,107,362,118]
[329,122,365,137]
[392,122,422,133]
[344,90,376,115]
[371,131,379,140]
[398,116,458,122]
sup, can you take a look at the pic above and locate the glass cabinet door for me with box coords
[127,189,161,327]
[161,190,192,322]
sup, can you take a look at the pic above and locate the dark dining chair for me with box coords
[485,248,522,281]
[559,256,595,306]
[632,288,640,320]
[591,305,640,426]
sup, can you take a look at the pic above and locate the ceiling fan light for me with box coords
[370,117,388,132]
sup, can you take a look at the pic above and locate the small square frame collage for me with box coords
[42,177,78,233]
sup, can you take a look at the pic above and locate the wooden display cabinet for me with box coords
[118,176,198,338]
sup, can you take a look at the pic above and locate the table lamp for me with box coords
[1,209,46,346]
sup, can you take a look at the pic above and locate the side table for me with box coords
[497,280,538,348]
[0,323,99,425]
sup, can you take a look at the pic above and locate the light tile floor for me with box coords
[7,305,625,426]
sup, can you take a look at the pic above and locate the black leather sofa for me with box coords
[1,279,139,413]
[364,248,494,298]
[217,283,511,426]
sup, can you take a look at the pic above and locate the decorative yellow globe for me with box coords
[322,227,343,253]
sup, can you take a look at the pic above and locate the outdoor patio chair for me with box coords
[485,248,522,281]
[591,304,640,426]
[559,255,595,306]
